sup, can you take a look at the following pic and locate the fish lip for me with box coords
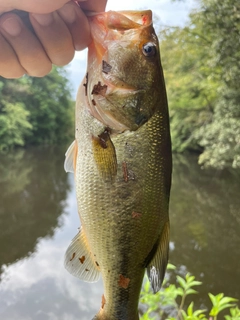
[87,100,131,133]
[86,76,145,133]
[102,71,141,92]
[86,81,131,132]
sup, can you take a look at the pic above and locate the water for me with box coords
[0,147,239,319]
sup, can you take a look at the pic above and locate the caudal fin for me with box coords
[91,301,140,320]
[92,311,139,320]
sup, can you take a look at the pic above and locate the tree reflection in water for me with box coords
[0,146,70,268]
[170,154,240,309]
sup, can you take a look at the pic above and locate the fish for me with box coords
[64,10,172,320]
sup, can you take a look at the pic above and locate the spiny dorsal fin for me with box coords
[64,140,78,173]
[146,221,170,293]
[64,227,101,282]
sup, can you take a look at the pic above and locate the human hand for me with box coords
[0,0,107,78]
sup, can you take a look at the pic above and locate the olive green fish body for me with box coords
[64,10,172,320]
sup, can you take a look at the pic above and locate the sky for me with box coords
[67,0,197,97]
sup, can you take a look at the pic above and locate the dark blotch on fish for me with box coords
[118,274,130,289]
[79,256,85,264]
[91,81,108,95]
[83,73,88,96]
[70,252,76,261]
[102,60,112,74]
[135,113,148,126]
[101,294,106,309]
[122,161,135,182]
[98,129,111,149]
[132,211,142,218]
[122,161,129,182]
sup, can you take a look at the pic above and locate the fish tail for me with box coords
[92,309,139,320]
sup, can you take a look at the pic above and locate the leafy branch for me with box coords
[140,264,239,320]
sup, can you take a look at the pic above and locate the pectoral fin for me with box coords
[64,227,101,282]
[146,221,170,293]
[92,129,117,180]
[64,140,78,173]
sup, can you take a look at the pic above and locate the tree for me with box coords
[160,0,240,168]
[0,66,74,151]
[196,0,240,169]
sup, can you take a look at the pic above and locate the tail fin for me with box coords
[91,307,139,320]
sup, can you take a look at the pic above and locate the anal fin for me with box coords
[64,227,101,282]
[146,221,170,293]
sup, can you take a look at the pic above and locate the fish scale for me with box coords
[64,10,172,320]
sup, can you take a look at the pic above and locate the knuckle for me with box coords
[27,63,52,77]
[50,47,75,66]
[0,68,25,79]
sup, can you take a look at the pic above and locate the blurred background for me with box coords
[0,0,239,319]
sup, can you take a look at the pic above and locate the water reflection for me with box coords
[0,148,239,319]
[0,147,69,267]
[0,147,103,320]
[170,154,240,309]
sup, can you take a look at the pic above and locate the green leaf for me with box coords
[185,289,198,295]
[209,293,238,317]
[167,263,176,270]
[187,301,194,316]
[177,275,187,289]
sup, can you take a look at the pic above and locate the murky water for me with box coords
[0,147,239,319]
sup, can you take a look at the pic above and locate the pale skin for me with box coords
[0,0,107,78]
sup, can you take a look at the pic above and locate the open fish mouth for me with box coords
[87,81,144,133]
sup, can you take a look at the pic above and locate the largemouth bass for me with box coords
[64,10,172,320]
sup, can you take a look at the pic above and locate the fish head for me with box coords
[87,10,163,132]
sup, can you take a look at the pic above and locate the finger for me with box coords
[0,0,70,14]
[0,33,25,78]
[0,13,52,77]
[79,0,107,12]
[58,1,91,51]
[30,11,75,66]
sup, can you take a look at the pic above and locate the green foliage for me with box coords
[160,0,240,168]
[0,102,32,151]
[0,67,74,151]
[140,264,239,320]
[225,307,240,320]
[181,302,207,320]
[209,293,237,318]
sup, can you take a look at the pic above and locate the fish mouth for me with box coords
[87,78,143,133]
[88,98,131,133]
[88,10,153,64]
[87,10,153,30]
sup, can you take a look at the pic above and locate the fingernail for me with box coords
[1,17,22,36]
[32,13,53,26]
[58,4,77,24]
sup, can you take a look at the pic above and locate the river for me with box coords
[0,146,239,319]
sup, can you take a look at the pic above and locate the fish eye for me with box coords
[142,42,156,57]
